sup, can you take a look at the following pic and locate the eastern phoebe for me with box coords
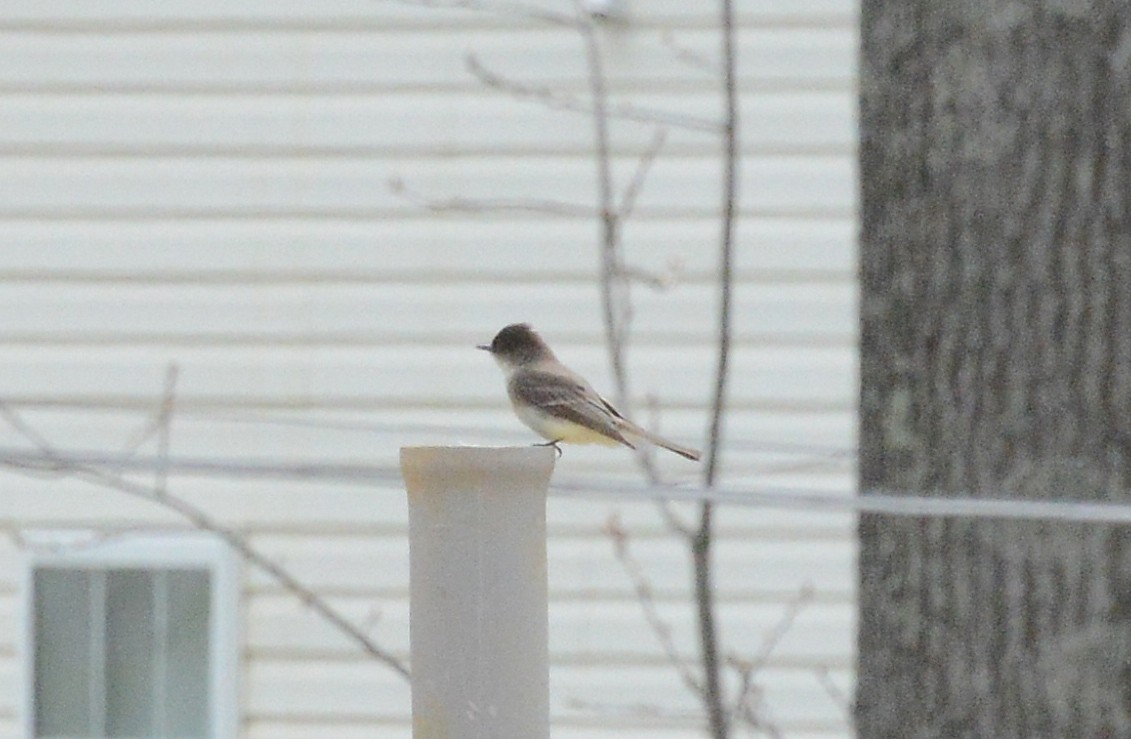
[479,323,701,461]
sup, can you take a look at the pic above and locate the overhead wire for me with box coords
[2,446,1129,527]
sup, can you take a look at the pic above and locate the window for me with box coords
[21,532,240,739]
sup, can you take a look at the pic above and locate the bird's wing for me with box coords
[509,369,634,447]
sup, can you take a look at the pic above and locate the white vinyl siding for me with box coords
[0,1,859,737]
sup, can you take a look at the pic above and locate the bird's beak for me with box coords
[476,344,491,352]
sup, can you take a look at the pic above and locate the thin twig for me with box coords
[661,31,721,74]
[562,695,700,720]
[815,666,854,724]
[728,584,814,731]
[389,175,592,217]
[571,0,650,480]
[571,0,682,531]
[153,364,178,499]
[572,0,628,409]
[730,668,782,739]
[0,400,411,680]
[466,53,720,133]
[749,585,814,673]
[622,259,684,290]
[605,514,702,694]
[385,0,577,27]
[618,128,668,222]
[103,368,178,484]
[8,528,130,554]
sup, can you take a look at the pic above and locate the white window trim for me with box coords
[19,530,241,739]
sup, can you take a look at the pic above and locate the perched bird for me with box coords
[478,323,701,461]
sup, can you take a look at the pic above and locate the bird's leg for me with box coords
[534,439,564,458]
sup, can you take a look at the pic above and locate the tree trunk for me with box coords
[857,2,1131,737]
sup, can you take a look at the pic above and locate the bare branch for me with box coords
[384,0,577,27]
[696,1,740,733]
[10,528,157,556]
[571,0,629,410]
[730,669,782,739]
[397,3,746,736]
[465,52,584,112]
[704,0,739,489]
[618,128,667,222]
[620,263,682,290]
[815,666,854,724]
[154,364,178,499]
[569,0,679,524]
[746,585,813,680]
[466,53,720,133]
[562,695,698,720]
[693,503,726,737]
[389,175,592,217]
[723,587,813,735]
[605,514,702,695]
[661,31,721,74]
[0,401,55,451]
[0,400,411,681]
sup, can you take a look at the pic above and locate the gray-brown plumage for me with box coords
[479,323,701,461]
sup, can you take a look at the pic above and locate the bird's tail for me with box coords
[620,421,701,462]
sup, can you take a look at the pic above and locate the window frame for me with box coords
[19,530,241,739]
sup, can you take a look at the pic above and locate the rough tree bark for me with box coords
[857,2,1131,737]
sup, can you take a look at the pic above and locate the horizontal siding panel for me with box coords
[246,659,410,718]
[0,541,19,594]
[247,593,852,666]
[0,282,856,344]
[0,401,853,488]
[0,475,855,537]
[0,155,855,217]
[0,345,856,407]
[248,723,847,739]
[247,721,410,739]
[0,29,855,90]
[247,724,847,739]
[0,430,850,486]
[0,0,856,26]
[0,658,13,715]
[0,218,857,279]
[0,485,187,530]
[244,534,399,594]
[0,595,12,650]
[552,537,854,597]
[243,534,853,597]
[554,731,846,739]
[553,600,855,665]
[2,405,854,457]
[245,659,851,729]
[247,593,407,657]
[0,91,853,154]
[0,545,854,731]
[553,664,852,729]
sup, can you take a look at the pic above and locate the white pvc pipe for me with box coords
[400,446,555,739]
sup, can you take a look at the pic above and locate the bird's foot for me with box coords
[531,439,563,454]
